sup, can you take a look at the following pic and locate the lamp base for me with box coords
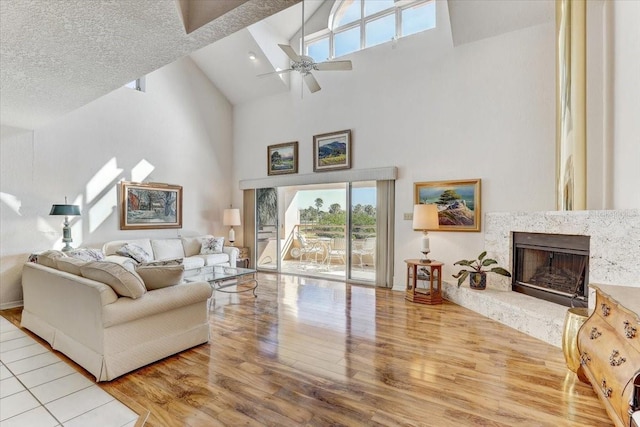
[420,250,431,263]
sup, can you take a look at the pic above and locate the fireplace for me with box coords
[512,232,590,307]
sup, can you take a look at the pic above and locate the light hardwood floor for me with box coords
[2,273,611,426]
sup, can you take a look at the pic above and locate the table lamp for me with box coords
[50,197,81,252]
[223,208,241,245]
[412,204,439,262]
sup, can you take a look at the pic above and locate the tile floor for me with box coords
[0,316,139,426]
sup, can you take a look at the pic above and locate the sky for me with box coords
[295,188,376,211]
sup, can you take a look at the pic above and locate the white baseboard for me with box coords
[0,300,23,310]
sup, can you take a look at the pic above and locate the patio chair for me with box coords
[325,237,347,267]
[353,237,375,269]
[295,233,324,266]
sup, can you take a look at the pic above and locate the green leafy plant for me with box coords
[452,251,511,287]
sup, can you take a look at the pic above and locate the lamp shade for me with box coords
[50,204,81,216]
[412,204,439,231]
[223,208,241,226]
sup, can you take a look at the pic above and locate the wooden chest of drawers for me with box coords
[577,284,640,427]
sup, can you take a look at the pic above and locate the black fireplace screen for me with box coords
[512,232,590,307]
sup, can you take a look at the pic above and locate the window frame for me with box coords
[306,0,434,61]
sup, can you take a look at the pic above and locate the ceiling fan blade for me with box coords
[278,44,301,63]
[257,68,293,78]
[315,60,353,71]
[303,73,321,93]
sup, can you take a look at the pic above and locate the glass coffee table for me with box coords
[184,265,257,307]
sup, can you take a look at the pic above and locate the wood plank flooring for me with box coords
[1,273,611,426]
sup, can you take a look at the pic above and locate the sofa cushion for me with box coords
[200,237,225,254]
[136,265,185,290]
[151,239,185,260]
[67,248,105,262]
[80,261,146,299]
[116,243,152,263]
[193,253,230,266]
[36,250,67,269]
[55,257,87,275]
[181,236,212,257]
[182,256,205,270]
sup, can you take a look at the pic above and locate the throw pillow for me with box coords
[67,248,105,262]
[56,257,87,276]
[138,258,183,267]
[80,261,146,299]
[115,243,152,263]
[36,250,67,269]
[200,237,225,254]
[136,265,185,290]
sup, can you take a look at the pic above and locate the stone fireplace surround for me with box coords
[442,209,640,347]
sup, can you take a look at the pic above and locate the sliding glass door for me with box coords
[255,182,379,284]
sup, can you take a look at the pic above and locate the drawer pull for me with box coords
[589,327,602,340]
[623,321,637,339]
[608,349,626,367]
[580,352,591,365]
[600,303,610,317]
[601,379,612,398]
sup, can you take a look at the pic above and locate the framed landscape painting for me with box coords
[267,141,298,175]
[120,182,182,230]
[313,129,351,172]
[414,179,481,232]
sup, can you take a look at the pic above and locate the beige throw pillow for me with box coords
[56,257,87,276]
[135,265,185,290]
[80,261,146,299]
[36,250,67,269]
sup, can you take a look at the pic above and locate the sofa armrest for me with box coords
[102,282,212,327]
[22,263,119,350]
[223,246,239,266]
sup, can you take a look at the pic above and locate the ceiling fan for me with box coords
[263,0,352,93]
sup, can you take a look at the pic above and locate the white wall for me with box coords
[232,0,638,290]
[0,57,234,308]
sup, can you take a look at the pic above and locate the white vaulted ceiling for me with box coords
[0,0,299,130]
[0,0,554,130]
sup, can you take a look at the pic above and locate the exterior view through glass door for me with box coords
[256,182,376,284]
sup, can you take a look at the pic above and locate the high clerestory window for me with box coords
[305,0,436,62]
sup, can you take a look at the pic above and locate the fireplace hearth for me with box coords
[512,232,590,307]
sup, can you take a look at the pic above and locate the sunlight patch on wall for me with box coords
[0,192,22,216]
[132,159,155,183]
[86,158,123,204]
[89,185,117,233]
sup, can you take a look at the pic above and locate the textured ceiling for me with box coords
[0,0,299,130]
[1,0,554,130]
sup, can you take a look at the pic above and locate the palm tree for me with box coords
[314,198,323,222]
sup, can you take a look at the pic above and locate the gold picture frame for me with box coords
[267,141,298,176]
[414,179,481,232]
[120,181,182,230]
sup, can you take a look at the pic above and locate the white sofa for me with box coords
[21,248,215,381]
[102,235,239,272]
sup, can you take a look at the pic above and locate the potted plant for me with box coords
[452,251,511,289]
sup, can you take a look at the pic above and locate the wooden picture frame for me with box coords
[313,129,352,172]
[119,181,182,230]
[267,141,298,175]
[414,179,481,232]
